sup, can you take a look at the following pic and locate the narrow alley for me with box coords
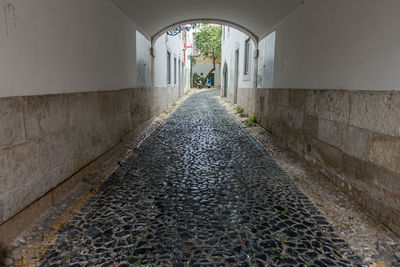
[30,90,359,266]
[2,1,400,267]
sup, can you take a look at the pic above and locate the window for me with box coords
[167,51,171,84]
[174,58,177,84]
[244,39,250,75]
[178,59,181,86]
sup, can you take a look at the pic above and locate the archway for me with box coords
[151,18,258,48]
[150,18,260,97]
[223,63,228,98]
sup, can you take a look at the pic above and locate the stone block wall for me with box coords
[236,88,253,115]
[254,88,400,236]
[0,86,182,244]
[225,87,253,115]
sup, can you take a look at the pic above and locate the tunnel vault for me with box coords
[151,18,259,47]
[111,0,304,41]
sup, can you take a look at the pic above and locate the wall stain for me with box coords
[4,3,16,36]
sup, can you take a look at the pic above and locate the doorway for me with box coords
[233,49,239,104]
[223,64,228,97]
[209,73,215,86]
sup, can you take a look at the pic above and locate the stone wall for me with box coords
[224,87,253,115]
[0,86,182,244]
[254,88,400,236]
[236,88,253,115]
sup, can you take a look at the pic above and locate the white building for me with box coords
[221,26,256,111]
[191,26,221,88]
[192,57,221,88]
[136,28,191,99]
[154,29,191,97]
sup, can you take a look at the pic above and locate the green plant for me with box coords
[192,72,206,86]
[276,208,287,215]
[279,254,285,260]
[235,107,244,114]
[269,234,276,239]
[99,219,107,225]
[245,116,257,126]
[137,232,150,241]
[65,253,76,260]
[134,258,143,266]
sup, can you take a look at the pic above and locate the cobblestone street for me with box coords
[36,89,362,266]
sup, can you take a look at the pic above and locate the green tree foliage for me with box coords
[194,24,222,83]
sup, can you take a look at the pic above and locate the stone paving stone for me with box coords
[37,90,362,266]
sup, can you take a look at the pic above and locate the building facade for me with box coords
[192,56,221,88]
[135,28,191,117]
[154,30,191,98]
[221,26,256,112]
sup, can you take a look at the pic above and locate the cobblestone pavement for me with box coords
[36,89,363,266]
[220,98,400,267]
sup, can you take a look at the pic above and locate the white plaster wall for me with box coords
[154,35,167,88]
[192,63,221,87]
[258,31,276,88]
[221,26,255,89]
[273,0,400,90]
[111,0,303,40]
[136,31,152,88]
[0,0,136,98]
[154,33,185,88]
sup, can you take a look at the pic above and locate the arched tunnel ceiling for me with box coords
[111,0,304,40]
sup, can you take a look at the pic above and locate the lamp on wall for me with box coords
[167,24,195,36]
